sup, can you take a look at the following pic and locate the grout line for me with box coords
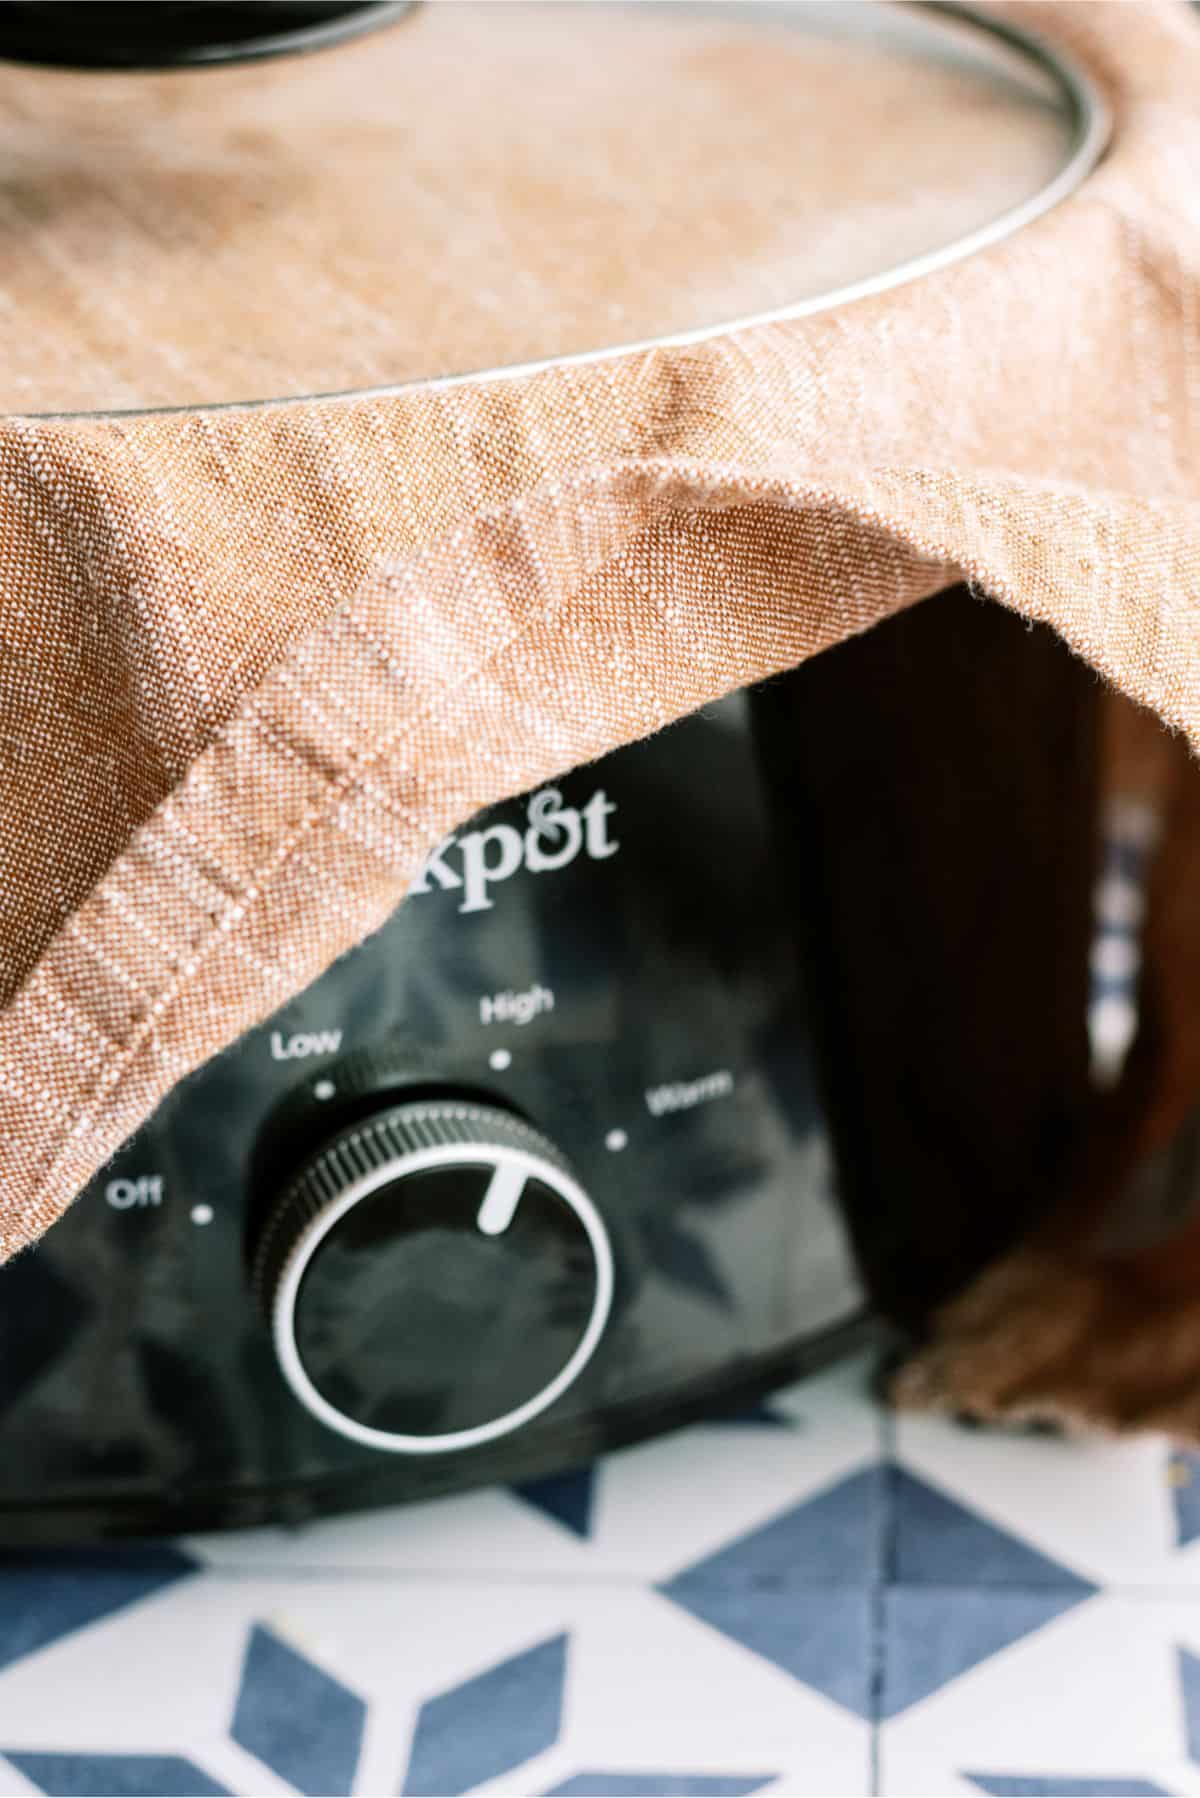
[101,1563,1200,1594]
[870,1400,897,1798]
[101,1557,1200,1600]
[167,1563,897,1588]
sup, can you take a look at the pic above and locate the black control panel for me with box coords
[0,692,866,1540]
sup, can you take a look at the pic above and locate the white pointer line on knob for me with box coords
[476,1162,526,1236]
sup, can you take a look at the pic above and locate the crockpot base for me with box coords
[0,1318,877,1545]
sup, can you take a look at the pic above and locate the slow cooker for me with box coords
[0,0,1111,1535]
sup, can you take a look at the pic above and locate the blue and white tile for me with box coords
[0,1570,567,1796]
[893,1412,1197,1590]
[594,1354,880,1585]
[880,1767,1200,1797]
[12,1355,1200,1796]
[0,1568,870,1797]
[483,1589,870,1797]
[0,1545,196,1675]
[877,1596,1200,1797]
[187,1480,600,1578]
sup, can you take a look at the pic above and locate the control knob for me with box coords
[253,1097,613,1454]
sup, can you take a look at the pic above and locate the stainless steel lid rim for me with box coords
[20,1,1110,424]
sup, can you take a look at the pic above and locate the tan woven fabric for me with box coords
[0,0,1197,1265]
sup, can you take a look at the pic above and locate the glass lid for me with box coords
[0,1,1106,415]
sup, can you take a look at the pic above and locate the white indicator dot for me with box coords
[489,1049,512,1072]
[313,1079,336,1101]
[605,1129,628,1153]
[190,1204,214,1227]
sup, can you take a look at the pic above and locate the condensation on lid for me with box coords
[0,0,1101,414]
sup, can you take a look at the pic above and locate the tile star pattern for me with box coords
[2,1354,1200,1796]
[231,1624,366,1796]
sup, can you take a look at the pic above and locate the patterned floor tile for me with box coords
[401,1594,584,1781]
[586,1355,881,1585]
[657,1583,874,1717]
[880,1587,1094,1718]
[541,1776,776,1796]
[0,1566,870,1797]
[0,1547,196,1674]
[661,1465,885,1589]
[184,1483,596,1579]
[402,1633,567,1796]
[1170,1453,1200,1552]
[886,1467,1096,1592]
[230,1624,366,1796]
[556,1589,870,1797]
[0,1752,231,1796]
[1176,1646,1200,1763]
[878,1594,1200,1795]
[13,1357,1200,1795]
[878,1764,1198,1798]
[893,1413,1195,1589]
[964,1778,1176,1796]
[514,1466,597,1539]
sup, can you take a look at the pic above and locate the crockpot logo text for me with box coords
[410,788,619,914]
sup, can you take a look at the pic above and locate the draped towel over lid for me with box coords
[0,1,1190,1294]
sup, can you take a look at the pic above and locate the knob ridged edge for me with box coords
[251,1099,574,1321]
